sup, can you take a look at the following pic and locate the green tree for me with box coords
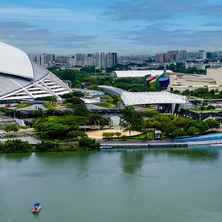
[121,106,144,133]
[34,115,87,139]
[205,119,220,129]
[79,137,100,150]
[87,114,109,129]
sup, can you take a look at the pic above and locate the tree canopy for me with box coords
[121,107,144,132]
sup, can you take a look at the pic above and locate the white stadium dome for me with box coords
[0,42,71,101]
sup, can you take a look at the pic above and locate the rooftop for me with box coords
[0,42,33,79]
[99,85,188,106]
[114,70,173,78]
[121,91,187,106]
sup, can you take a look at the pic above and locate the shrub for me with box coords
[0,140,32,153]
[115,132,122,138]
[187,127,200,136]
[5,124,19,132]
[103,132,115,139]
[35,141,58,152]
[79,137,100,150]
[205,119,220,129]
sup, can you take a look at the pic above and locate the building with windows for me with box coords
[0,42,71,101]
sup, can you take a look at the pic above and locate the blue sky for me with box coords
[0,0,222,54]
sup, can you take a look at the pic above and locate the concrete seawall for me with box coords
[100,140,222,150]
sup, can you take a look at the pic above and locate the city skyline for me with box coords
[1,0,222,54]
[29,49,222,58]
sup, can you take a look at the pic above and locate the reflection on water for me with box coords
[34,152,98,180]
[119,148,220,175]
[0,153,32,162]
[161,148,219,162]
[120,151,145,175]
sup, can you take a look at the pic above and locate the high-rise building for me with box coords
[85,54,95,66]
[106,52,118,68]
[176,50,187,62]
[30,52,118,69]
[97,52,106,69]
[165,51,178,63]
[55,56,69,65]
[29,53,55,67]
[68,56,76,67]
[155,53,165,63]
[75,53,86,67]
[197,50,207,60]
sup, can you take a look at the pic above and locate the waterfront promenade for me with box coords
[100,140,222,149]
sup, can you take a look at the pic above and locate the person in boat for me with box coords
[32,202,42,213]
[33,202,40,209]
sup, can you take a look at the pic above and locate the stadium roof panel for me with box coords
[0,42,34,79]
[0,41,71,101]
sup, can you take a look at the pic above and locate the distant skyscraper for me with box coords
[165,51,178,63]
[176,50,187,62]
[155,53,165,63]
[75,53,86,67]
[85,54,95,66]
[197,50,207,60]
[29,53,55,67]
[30,52,118,69]
[106,52,118,68]
[98,52,106,69]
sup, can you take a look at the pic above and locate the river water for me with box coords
[0,148,222,222]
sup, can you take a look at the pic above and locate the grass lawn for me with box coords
[190,108,222,113]
[124,131,154,141]
[100,102,116,109]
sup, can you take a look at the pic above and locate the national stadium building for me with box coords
[0,42,71,101]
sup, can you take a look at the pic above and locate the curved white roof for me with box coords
[121,91,187,106]
[99,85,188,106]
[0,42,33,79]
[115,70,173,78]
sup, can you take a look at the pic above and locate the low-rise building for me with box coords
[169,73,219,92]
[207,68,222,86]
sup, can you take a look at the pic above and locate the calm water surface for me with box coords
[0,148,222,222]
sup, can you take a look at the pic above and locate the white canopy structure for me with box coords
[114,70,173,78]
[121,91,187,106]
[99,85,188,106]
[0,42,71,101]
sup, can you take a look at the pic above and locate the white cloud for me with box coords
[0,6,98,23]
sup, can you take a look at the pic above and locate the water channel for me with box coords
[0,148,222,222]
